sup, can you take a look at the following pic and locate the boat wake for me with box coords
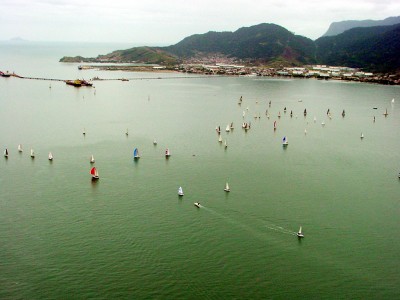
[265,224,297,236]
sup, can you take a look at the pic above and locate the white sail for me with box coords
[226,124,230,132]
[224,182,230,192]
[90,154,95,163]
[48,152,53,160]
[178,186,184,196]
[30,149,35,158]
[218,135,222,142]
[18,144,23,152]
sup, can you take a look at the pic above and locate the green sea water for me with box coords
[0,42,400,299]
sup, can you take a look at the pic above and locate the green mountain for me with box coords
[164,23,317,65]
[315,23,400,72]
[322,16,400,37]
[60,21,400,73]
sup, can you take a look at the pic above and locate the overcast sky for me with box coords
[1,0,399,45]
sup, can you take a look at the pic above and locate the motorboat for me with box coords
[194,202,201,208]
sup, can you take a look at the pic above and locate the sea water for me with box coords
[0,41,399,299]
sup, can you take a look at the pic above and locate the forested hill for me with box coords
[163,23,317,66]
[315,23,400,73]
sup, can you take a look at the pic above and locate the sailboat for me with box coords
[90,154,95,164]
[18,144,23,152]
[230,122,234,129]
[282,136,288,147]
[392,98,395,104]
[4,148,8,158]
[165,148,171,158]
[30,148,35,158]
[273,121,277,131]
[224,140,228,148]
[194,202,201,208]
[48,152,53,161]
[360,133,364,139]
[297,226,304,238]
[133,148,140,159]
[153,139,157,145]
[224,182,230,192]
[304,109,307,116]
[83,128,86,136]
[125,128,129,136]
[226,124,230,132]
[178,186,184,196]
[383,108,388,117]
[90,167,99,180]
[342,109,346,117]
[218,135,223,143]
[216,126,221,134]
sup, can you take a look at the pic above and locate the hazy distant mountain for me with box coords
[316,23,400,72]
[322,16,400,37]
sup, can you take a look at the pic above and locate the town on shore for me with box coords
[2,64,400,86]
[77,63,400,85]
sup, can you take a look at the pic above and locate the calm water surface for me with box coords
[0,42,400,299]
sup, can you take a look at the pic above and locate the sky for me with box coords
[1,0,399,45]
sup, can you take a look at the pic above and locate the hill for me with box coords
[316,23,400,72]
[322,16,400,37]
[164,23,317,66]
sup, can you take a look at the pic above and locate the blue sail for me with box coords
[133,148,139,158]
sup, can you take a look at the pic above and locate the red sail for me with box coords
[90,167,96,175]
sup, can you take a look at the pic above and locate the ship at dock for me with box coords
[65,79,93,87]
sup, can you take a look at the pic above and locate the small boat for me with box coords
[342,109,345,117]
[278,111,281,118]
[90,167,99,180]
[298,99,302,102]
[18,144,23,152]
[224,140,228,148]
[392,98,395,104]
[194,202,201,208]
[283,107,287,113]
[216,126,221,134]
[383,109,388,117]
[30,148,35,158]
[297,226,304,238]
[321,121,325,126]
[83,128,86,135]
[282,136,288,147]
[273,121,277,131]
[304,109,307,116]
[230,122,234,129]
[90,154,95,164]
[48,152,53,161]
[218,135,223,143]
[313,116,316,123]
[360,133,364,139]
[178,186,184,196]
[133,148,140,159]
[125,129,129,136]
[304,129,307,135]
[290,110,293,118]
[4,148,8,158]
[165,148,171,158]
[226,124,230,132]
[224,182,230,192]
[153,139,157,145]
